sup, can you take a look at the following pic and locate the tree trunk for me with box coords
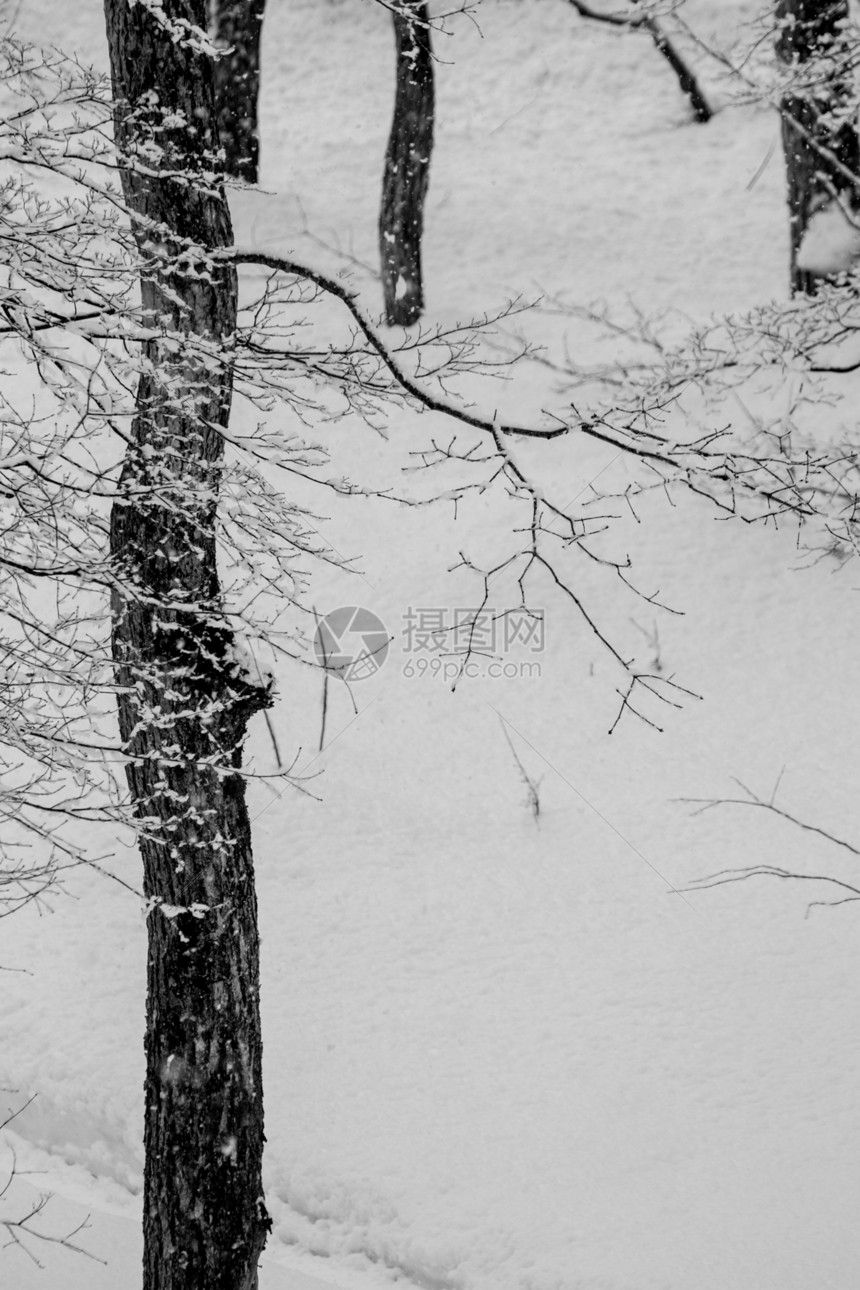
[567,2,712,123]
[776,0,860,294]
[632,2,711,124]
[102,3,271,1288]
[208,0,267,183]
[380,0,435,326]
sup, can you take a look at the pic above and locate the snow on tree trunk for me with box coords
[208,0,267,184]
[379,0,435,326]
[102,2,271,1287]
[776,0,860,294]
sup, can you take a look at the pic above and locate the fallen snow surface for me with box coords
[3,2,860,1290]
[797,199,860,275]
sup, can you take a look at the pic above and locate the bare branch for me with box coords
[682,777,860,915]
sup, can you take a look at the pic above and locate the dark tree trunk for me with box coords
[568,1,712,124]
[380,0,435,326]
[102,2,271,1288]
[208,0,267,183]
[776,0,860,294]
[633,2,711,124]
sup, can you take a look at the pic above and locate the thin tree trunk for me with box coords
[208,0,267,183]
[380,0,435,326]
[632,2,711,124]
[102,2,271,1288]
[776,0,860,294]
[568,0,712,123]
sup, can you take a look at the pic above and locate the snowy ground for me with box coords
[3,2,860,1289]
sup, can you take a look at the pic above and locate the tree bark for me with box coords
[208,0,267,183]
[380,0,435,326]
[102,2,271,1287]
[776,0,860,294]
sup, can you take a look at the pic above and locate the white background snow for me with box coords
[2,2,860,1289]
